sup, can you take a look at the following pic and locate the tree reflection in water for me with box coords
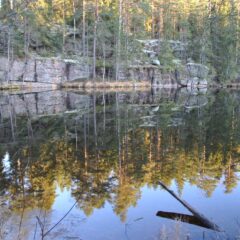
[0,89,240,238]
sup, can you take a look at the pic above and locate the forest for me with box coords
[0,0,240,82]
[1,1,240,239]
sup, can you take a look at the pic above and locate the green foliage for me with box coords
[158,41,178,71]
[0,0,240,82]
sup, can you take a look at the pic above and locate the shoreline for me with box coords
[0,82,59,91]
[1,81,240,92]
[61,80,152,89]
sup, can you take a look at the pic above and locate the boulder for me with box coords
[186,63,209,79]
[151,59,160,66]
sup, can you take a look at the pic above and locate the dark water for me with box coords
[0,88,240,240]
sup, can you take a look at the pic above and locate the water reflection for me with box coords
[0,88,240,239]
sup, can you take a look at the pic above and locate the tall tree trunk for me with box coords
[86,21,90,78]
[93,0,99,81]
[151,0,155,38]
[102,42,106,81]
[236,1,240,64]
[73,0,76,52]
[62,0,66,54]
[116,0,123,81]
[7,27,11,83]
[23,0,30,59]
[82,0,86,57]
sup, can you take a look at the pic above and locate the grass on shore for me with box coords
[61,80,151,89]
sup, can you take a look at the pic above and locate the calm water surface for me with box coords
[0,88,240,240]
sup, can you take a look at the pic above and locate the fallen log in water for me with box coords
[158,181,222,232]
[157,211,217,230]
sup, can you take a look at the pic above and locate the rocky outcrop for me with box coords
[176,62,209,88]
[151,59,160,66]
[137,39,187,59]
[118,65,178,87]
[127,39,210,88]
[186,63,209,79]
[117,61,209,88]
[0,57,90,84]
[134,39,209,88]
[0,39,209,88]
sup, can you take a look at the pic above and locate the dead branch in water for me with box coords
[157,211,217,230]
[158,181,222,232]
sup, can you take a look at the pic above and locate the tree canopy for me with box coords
[0,0,240,81]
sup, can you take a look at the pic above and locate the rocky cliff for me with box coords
[0,38,209,88]
[0,57,90,84]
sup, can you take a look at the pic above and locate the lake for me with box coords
[0,88,240,240]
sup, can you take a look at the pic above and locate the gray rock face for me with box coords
[36,58,65,83]
[9,60,25,81]
[151,59,160,66]
[0,91,91,119]
[152,72,177,87]
[118,65,178,87]
[177,63,209,87]
[137,39,187,59]
[186,63,209,79]
[0,57,90,83]
[23,59,36,81]
[0,70,5,80]
[64,59,89,81]
[119,65,156,81]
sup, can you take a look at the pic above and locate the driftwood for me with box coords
[157,211,217,229]
[158,181,222,232]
